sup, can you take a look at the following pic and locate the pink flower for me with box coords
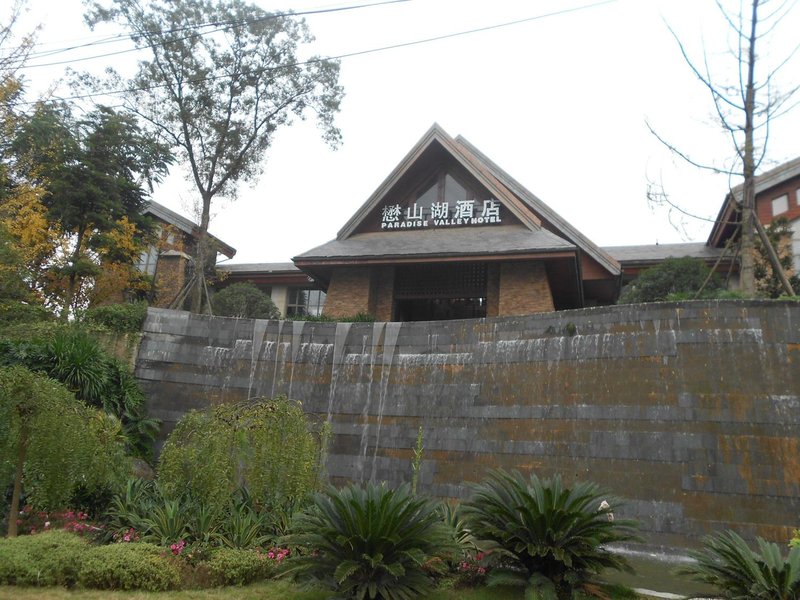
[170,540,186,556]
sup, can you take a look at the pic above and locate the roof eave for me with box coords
[454,135,622,277]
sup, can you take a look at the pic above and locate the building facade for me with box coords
[216,126,798,320]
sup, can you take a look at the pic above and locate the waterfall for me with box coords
[370,322,402,483]
[287,321,306,398]
[248,319,270,399]
[270,320,285,398]
[358,322,385,481]
[326,322,352,422]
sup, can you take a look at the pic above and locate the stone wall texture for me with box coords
[135,300,800,551]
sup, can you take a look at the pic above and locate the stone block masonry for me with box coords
[135,300,800,551]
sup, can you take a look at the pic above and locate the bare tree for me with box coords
[648,0,799,297]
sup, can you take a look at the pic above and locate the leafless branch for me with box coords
[645,121,732,174]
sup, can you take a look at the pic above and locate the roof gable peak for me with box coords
[337,124,542,240]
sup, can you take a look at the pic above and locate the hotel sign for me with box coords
[380,199,502,230]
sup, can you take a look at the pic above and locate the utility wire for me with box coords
[25,0,618,105]
[19,0,412,64]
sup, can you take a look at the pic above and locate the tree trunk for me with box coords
[739,0,759,297]
[60,225,86,320]
[190,194,213,314]
[8,425,27,538]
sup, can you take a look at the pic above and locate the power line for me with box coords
[27,0,618,105]
[20,0,412,65]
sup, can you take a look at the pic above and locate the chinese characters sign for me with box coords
[380,199,502,230]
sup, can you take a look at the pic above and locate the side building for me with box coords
[137,200,236,309]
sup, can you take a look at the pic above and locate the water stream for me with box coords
[325,322,352,422]
[370,322,402,483]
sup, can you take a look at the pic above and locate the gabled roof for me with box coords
[321,124,620,278]
[144,200,236,259]
[336,123,542,239]
[707,156,800,247]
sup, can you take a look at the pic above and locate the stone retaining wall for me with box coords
[135,301,800,550]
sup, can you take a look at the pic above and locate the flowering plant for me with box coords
[15,505,102,538]
[170,539,186,555]
[257,546,290,563]
[455,551,491,586]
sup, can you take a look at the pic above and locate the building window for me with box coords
[772,194,789,217]
[410,171,480,217]
[791,218,800,273]
[137,246,159,276]
[286,288,326,317]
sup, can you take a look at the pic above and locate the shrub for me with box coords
[677,530,800,599]
[0,530,89,586]
[84,301,148,333]
[0,301,52,328]
[213,283,280,319]
[282,482,457,600]
[78,542,181,591]
[618,256,724,304]
[461,469,640,598]
[203,547,274,586]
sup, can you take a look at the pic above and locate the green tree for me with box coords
[0,365,130,537]
[85,0,343,314]
[10,103,171,317]
[157,397,322,511]
[0,327,159,459]
[618,256,724,304]
[213,282,280,319]
[0,222,29,302]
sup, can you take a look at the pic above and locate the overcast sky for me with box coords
[13,0,800,263]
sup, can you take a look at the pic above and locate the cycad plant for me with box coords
[282,482,457,600]
[677,530,800,599]
[461,469,640,599]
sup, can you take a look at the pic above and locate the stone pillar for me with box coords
[370,266,395,321]
[498,261,554,315]
[323,267,373,317]
[270,285,288,317]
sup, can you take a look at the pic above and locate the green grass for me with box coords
[0,582,527,600]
